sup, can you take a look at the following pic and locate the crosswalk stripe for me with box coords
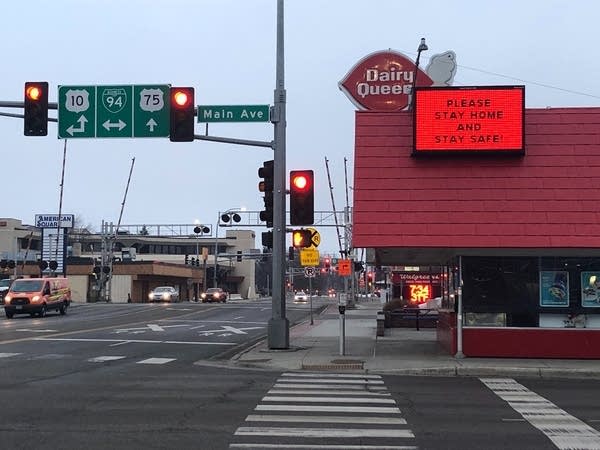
[281,372,382,379]
[245,414,407,425]
[277,378,384,385]
[136,357,176,364]
[262,396,396,404]
[88,356,127,362]
[274,383,387,390]
[268,389,391,396]
[481,378,600,450]
[256,404,401,414]
[235,426,414,438]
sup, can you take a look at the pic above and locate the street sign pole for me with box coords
[268,0,288,349]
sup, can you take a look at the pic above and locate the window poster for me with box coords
[581,272,600,307]
[539,271,569,307]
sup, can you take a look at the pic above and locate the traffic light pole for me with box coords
[268,0,289,349]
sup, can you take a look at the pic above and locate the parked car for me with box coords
[200,287,227,303]
[0,278,11,301]
[293,290,308,303]
[148,286,179,303]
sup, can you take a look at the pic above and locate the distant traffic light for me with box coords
[169,87,195,142]
[261,231,273,249]
[49,260,58,271]
[289,170,314,226]
[236,251,243,262]
[24,81,49,136]
[258,160,274,228]
[324,257,331,269]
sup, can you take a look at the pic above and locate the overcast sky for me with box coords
[2,0,599,255]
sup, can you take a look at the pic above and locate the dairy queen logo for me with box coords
[338,49,457,111]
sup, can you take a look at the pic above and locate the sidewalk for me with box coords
[232,299,600,379]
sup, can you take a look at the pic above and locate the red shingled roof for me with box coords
[352,108,600,250]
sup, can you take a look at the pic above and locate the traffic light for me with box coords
[324,257,331,269]
[261,231,273,249]
[289,170,314,225]
[40,261,49,271]
[291,229,312,248]
[169,87,195,142]
[24,81,49,136]
[258,160,274,228]
[49,260,58,271]
[185,254,189,265]
[236,250,243,262]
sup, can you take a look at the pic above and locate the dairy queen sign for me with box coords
[339,48,457,111]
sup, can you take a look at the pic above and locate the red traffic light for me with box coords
[172,89,191,108]
[291,173,310,191]
[289,169,314,226]
[24,81,49,136]
[169,86,195,142]
[26,85,42,101]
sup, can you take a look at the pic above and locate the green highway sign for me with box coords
[58,84,170,139]
[197,104,270,123]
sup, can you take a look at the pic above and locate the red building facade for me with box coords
[353,107,600,358]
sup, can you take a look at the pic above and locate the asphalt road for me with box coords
[1,299,600,449]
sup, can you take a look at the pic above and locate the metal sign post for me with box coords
[338,294,347,355]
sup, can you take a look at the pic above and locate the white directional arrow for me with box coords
[113,324,188,334]
[146,118,158,132]
[67,115,88,136]
[102,119,126,131]
[197,325,263,337]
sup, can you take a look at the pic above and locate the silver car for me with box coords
[148,286,179,303]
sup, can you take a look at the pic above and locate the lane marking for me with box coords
[255,405,401,414]
[234,426,414,438]
[262,396,396,404]
[230,445,417,449]
[137,357,176,365]
[481,378,600,450]
[34,337,236,345]
[0,352,22,358]
[15,329,58,333]
[88,356,127,362]
[245,414,406,425]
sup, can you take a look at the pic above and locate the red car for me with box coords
[200,288,228,303]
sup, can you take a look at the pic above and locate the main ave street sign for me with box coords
[197,105,270,123]
[57,84,170,139]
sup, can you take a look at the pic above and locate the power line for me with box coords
[403,50,600,100]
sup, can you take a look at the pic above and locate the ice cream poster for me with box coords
[540,271,569,307]
[580,272,600,307]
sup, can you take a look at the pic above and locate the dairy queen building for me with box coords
[343,48,600,359]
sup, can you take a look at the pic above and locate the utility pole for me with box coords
[268,0,289,349]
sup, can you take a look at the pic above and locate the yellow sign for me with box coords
[307,227,320,249]
[300,248,320,266]
[337,258,351,276]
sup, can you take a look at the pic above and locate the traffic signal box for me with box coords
[258,160,274,227]
[169,87,195,142]
[291,229,312,248]
[24,81,49,136]
[289,170,314,226]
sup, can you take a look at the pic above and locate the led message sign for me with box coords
[408,284,431,303]
[413,85,524,155]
